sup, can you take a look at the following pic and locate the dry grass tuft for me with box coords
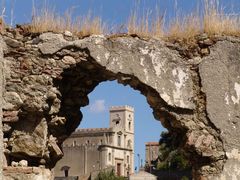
[128,8,164,38]
[0,17,4,33]
[167,14,201,41]
[2,0,240,40]
[30,5,106,37]
[127,0,240,40]
[203,0,240,36]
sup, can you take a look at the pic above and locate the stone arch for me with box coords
[3,31,237,179]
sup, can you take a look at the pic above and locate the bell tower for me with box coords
[109,106,134,133]
[109,106,135,175]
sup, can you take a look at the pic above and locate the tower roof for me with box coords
[145,142,159,146]
[109,105,134,112]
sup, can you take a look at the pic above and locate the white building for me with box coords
[54,106,135,179]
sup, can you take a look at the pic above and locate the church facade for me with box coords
[54,106,135,179]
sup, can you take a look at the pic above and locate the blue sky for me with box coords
[2,0,240,26]
[3,0,240,169]
[80,81,164,169]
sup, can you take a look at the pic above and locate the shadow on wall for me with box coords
[151,169,192,180]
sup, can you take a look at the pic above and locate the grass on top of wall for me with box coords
[127,0,240,41]
[29,5,106,37]
[1,0,240,41]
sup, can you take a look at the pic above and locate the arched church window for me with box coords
[127,155,130,163]
[127,140,132,148]
[128,121,131,130]
[118,135,121,146]
[108,153,111,161]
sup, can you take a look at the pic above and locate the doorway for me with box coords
[117,163,121,176]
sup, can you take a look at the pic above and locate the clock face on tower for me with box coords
[112,113,121,125]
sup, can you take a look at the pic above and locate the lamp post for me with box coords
[137,154,140,172]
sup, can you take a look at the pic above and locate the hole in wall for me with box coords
[54,80,166,177]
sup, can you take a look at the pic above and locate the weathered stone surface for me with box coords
[3,111,19,123]
[199,40,240,179]
[3,92,23,110]
[48,135,63,159]
[10,118,48,158]
[200,41,240,151]
[0,36,7,180]
[19,160,28,167]
[4,37,23,48]
[3,124,11,133]
[64,30,73,37]
[1,30,240,179]
[39,33,69,54]
[39,33,195,110]
[3,167,53,180]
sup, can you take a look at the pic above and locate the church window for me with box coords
[127,155,130,163]
[127,140,132,148]
[87,140,90,144]
[108,153,111,161]
[73,140,76,146]
[118,135,121,146]
[116,121,119,125]
[128,122,131,130]
[100,139,103,144]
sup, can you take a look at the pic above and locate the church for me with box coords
[54,106,135,179]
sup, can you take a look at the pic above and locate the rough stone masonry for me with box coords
[0,27,240,180]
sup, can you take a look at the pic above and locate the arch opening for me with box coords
[53,79,190,179]
[2,33,225,179]
[48,47,225,179]
[47,50,194,176]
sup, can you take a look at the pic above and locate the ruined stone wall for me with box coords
[0,36,5,180]
[0,28,239,179]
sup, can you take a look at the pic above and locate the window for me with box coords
[127,155,130,163]
[118,135,121,146]
[73,140,76,146]
[100,139,103,144]
[61,166,70,177]
[127,140,132,148]
[128,122,131,130]
[116,121,119,125]
[108,153,111,161]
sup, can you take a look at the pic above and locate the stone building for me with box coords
[145,142,160,172]
[145,142,160,166]
[54,106,135,179]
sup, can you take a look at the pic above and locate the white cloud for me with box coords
[89,99,106,113]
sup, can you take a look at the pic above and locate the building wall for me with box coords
[54,106,135,178]
[63,130,113,147]
[145,143,159,165]
[54,144,104,177]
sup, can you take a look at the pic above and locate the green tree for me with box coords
[95,170,125,180]
[155,131,191,171]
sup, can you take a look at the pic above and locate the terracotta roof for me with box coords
[145,142,159,146]
[72,128,113,135]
